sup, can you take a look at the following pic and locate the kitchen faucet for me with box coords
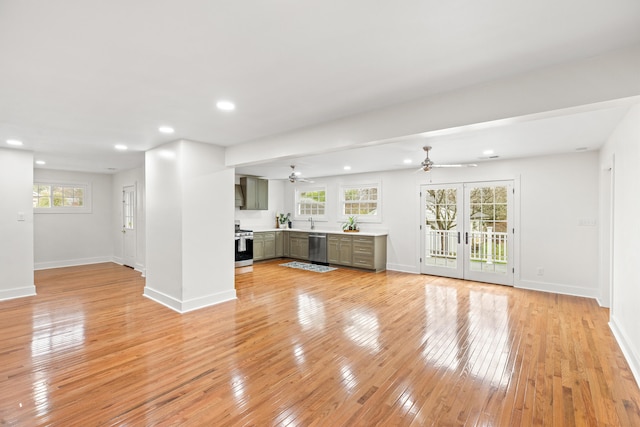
[308,217,315,230]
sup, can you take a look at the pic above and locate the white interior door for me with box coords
[122,185,136,268]
[421,181,514,286]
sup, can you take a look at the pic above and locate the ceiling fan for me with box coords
[419,146,478,172]
[288,165,314,183]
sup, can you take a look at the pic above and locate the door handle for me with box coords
[457,232,460,244]
[465,232,468,245]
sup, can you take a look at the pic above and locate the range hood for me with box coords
[234,184,244,207]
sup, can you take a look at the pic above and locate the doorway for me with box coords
[122,185,136,268]
[420,181,514,286]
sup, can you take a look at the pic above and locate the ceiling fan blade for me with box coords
[431,163,478,168]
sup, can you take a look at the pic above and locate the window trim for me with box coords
[294,184,328,220]
[339,182,382,223]
[33,180,92,214]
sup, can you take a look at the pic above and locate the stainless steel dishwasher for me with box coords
[308,233,328,264]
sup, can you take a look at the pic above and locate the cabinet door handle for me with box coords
[465,232,468,245]
[457,232,460,244]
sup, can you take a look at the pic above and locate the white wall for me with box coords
[0,148,35,300]
[234,178,286,230]
[145,140,236,312]
[33,169,113,269]
[600,104,640,386]
[283,151,600,298]
[112,166,146,273]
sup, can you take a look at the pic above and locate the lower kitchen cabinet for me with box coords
[253,232,276,261]
[264,232,276,258]
[288,232,309,260]
[330,234,387,272]
[253,230,385,271]
[328,235,353,266]
[253,233,264,261]
[275,231,284,257]
[282,231,289,257]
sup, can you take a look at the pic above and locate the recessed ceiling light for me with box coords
[482,149,494,155]
[7,139,23,146]
[403,159,412,164]
[115,144,128,151]
[344,165,351,170]
[35,160,46,165]
[216,100,236,111]
[158,126,175,134]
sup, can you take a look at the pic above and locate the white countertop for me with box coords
[250,227,388,237]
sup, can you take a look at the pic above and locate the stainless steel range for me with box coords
[234,221,254,267]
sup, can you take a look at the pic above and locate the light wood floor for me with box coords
[1,261,639,426]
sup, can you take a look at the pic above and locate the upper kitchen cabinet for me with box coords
[239,177,268,210]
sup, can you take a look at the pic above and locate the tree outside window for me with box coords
[33,182,90,213]
[296,188,326,217]
[341,184,380,220]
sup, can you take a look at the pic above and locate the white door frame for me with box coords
[122,184,136,268]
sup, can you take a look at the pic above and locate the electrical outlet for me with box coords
[17,212,25,221]
[536,267,544,276]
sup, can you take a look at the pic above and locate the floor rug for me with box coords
[280,261,337,273]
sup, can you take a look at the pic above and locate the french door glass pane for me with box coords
[424,188,458,269]
[467,184,509,274]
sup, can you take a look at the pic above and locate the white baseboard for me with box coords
[387,263,420,274]
[609,316,640,389]
[516,279,599,300]
[34,256,113,270]
[0,285,36,301]
[143,286,237,314]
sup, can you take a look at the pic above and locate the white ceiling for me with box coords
[1,1,639,175]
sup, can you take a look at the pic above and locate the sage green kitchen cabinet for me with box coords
[253,233,265,261]
[275,231,284,257]
[239,177,268,210]
[328,235,352,266]
[283,231,290,257]
[351,235,387,272]
[254,231,276,260]
[288,232,309,260]
[263,232,276,259]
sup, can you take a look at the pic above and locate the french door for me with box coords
[420,181,514,286]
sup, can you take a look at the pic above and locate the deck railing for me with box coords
[424,227,508,264]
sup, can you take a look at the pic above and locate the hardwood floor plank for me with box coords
[0,261,639,425]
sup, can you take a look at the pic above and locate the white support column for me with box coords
[145,140,236,313]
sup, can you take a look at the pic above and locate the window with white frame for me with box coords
[295,186,327,218]
[33,181,92,213]
[340,183,380,221]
